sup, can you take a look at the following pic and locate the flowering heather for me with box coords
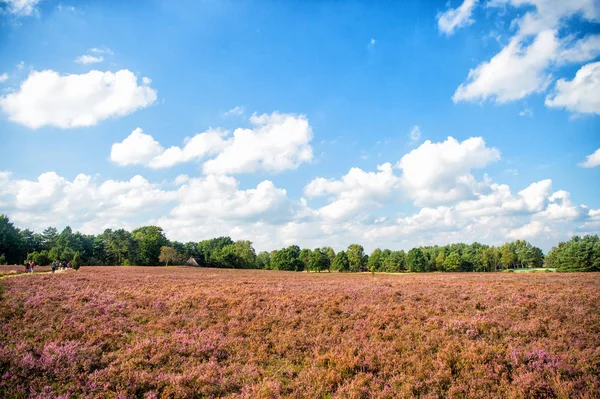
[0,268,599,398]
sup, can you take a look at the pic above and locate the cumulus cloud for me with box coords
[437,0,479,36]
[0,171,177,232]
[545,62,600,115]
[75,55,103,65]
[0,73,8,83]
[304,163,401,220]
[397,136,501,206]
[453,30,558,103]
[578,147,600,168]
[452,0,600,106]
[111,112,313,174]
[1,165,598,252]
[1,0,40,16]
[0,69,157,129]
[203,112,313,175]
[110,127,228,169]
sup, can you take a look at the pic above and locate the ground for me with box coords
[1,267,599,398]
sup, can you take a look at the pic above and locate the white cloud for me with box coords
[1,0,40,16]
[397,136,501,206]
[0,73,8,83]
[437,0,479,36]
[304,163,400,220]
[223,106,245,116]
[0,69,157,129]
[111,112,312,173]
[410,125,421,141]
[110,127,228,169]
[74,55,103,65]
[1,165,598,252]
[452,0,600,106]
[202,112,313,175]
[557,35,600,65]
[16,61,24,70]
[577,147,600,168]
[0,171,176,232]
[368,38,376,48]
[507,220,548,239]
[453,30,558,103]
[545,62,600,115]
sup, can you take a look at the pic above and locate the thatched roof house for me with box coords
[185,256,203,267]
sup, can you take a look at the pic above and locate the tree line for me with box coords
[1,214,598,272]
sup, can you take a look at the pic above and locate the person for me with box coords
[62,261,67,270]
[67,262,71,269]
[51,262,56,273]
[29,261,34,273]
[25,262,29,273]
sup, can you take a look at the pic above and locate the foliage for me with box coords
[72,251,81,270]
[158,246,180,266]
[332,250,349,272]
[547,235,600,272]
[346,244,365,272]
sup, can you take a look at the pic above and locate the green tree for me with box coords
[0,215,23,264]
[435,251,446,271]
[325,247,335,271]
[41,227,58,250]
[132,226,168,266]
[332,250,350,272]
[255,251,271,269]
[300,248,312,271]
[72,251,81,270]
[500,243,516,270]
[0,253,6,265]
[271,245,302,271]
[309,248,328,272]
[383,251,405,272]
[368,248,383,271]
[347,244,365,272]
[443,252,462,272]
[406,248,427,272]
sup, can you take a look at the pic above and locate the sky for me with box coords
[0,0,599,253]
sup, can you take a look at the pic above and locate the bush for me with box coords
[72,252,81,271]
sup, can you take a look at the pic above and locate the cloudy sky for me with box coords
[0,0,599,252]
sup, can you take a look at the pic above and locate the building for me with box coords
[185,256,203,267]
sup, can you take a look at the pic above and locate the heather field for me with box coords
[1,268,599,399]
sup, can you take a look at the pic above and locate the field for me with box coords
[1,268,599,398]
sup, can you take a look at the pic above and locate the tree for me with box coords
[271,245,302,271]
[255,251,271,269]
[309,248,328,272]
[41,227,58,250]
[0,253,6,265]
[406,248,427,272]
[198,237,234,266]
[347,244,365,272]
[325,247,335,271]
[159,246,179,266]
[300,249,312,271]
[435,251,446,271]
[72,251,81,270]
[443,252,462,272]
[132,226,168,266]
[332,250,350,272]
[500,243,516,270]
[368,248,383,271]
[383,251,405,272]
[0,215,22,264]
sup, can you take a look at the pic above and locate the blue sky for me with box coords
[0,0,599,252]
